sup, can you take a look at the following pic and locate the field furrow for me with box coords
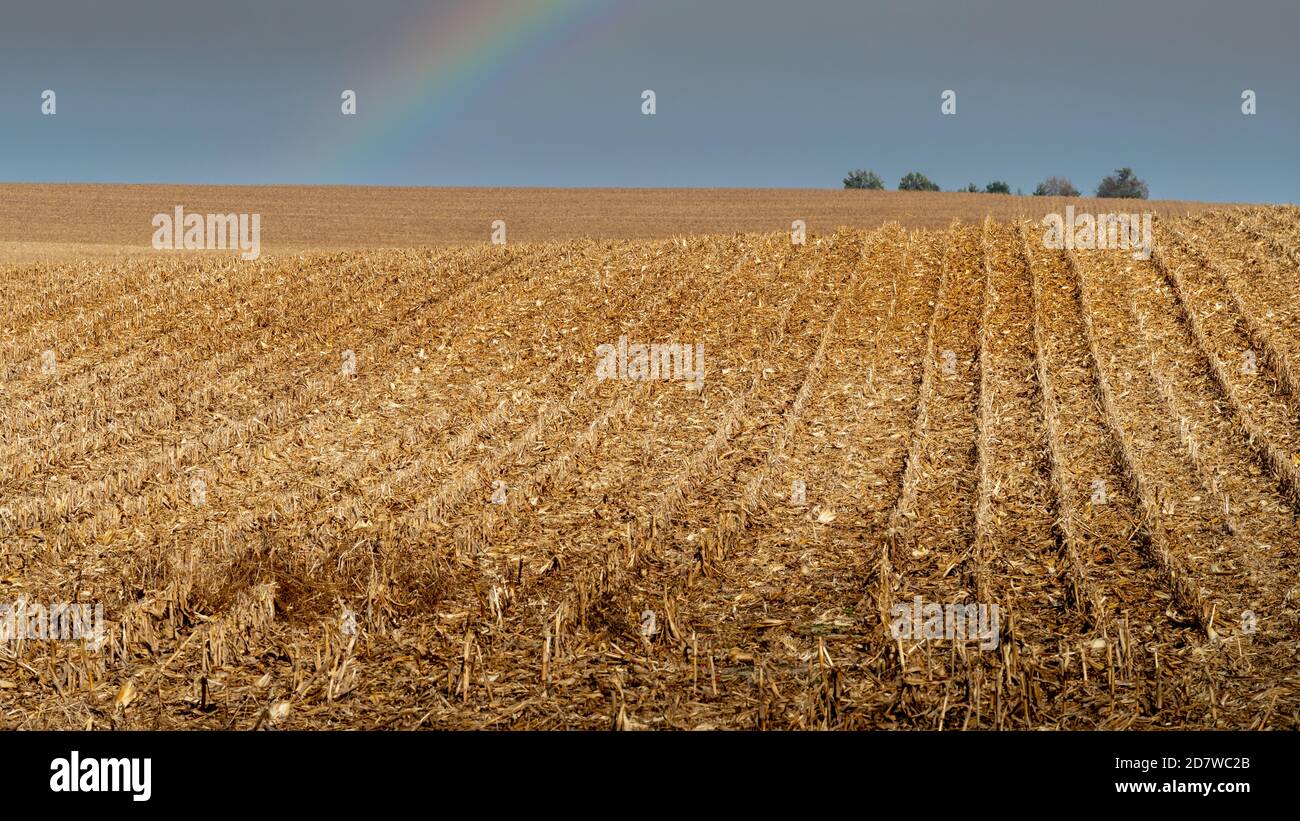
[966,221,1085,728]
[1030,241,1209,727]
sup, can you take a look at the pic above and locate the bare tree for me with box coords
[1033,176,1081,197]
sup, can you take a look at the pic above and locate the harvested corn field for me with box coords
[2,206,1299,730]
[0,184,1223,264]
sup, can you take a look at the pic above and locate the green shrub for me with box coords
[899,172,940,192]
[1095,168,1149,199]
[843,169,885,190]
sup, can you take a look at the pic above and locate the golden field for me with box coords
[0,192,1298,729]
[0,184,1225,263]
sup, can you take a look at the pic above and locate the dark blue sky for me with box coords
[1,0,1295,202]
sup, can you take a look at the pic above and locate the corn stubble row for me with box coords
[1,208,1299,729]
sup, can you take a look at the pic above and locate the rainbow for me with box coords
[334,0,630,174]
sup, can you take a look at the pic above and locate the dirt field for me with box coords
[0,184,1226,263]
[2,204,1299,729]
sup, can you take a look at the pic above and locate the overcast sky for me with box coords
[0,0,1295,202]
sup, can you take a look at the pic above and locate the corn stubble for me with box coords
[2,207,1299,729]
